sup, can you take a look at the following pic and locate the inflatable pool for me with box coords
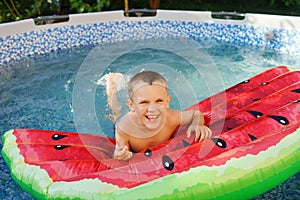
[2,66,300,199]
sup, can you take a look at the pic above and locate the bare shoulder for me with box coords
[167,109,180,116]
[116,113,129,126]
[169,109,196,125]
[167,109,181,125]
[115,113,138,138]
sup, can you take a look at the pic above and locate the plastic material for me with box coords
[2,66,300,199]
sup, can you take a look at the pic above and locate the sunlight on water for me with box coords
[1,38,300,137]
[0,37,299,200]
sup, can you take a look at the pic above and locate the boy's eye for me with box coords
[156,99,164,103]
[139,100,148,104]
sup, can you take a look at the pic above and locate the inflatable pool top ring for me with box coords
[2,66,300,199]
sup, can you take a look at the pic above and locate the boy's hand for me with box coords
[187,124,212,142]
[114,146,133,161]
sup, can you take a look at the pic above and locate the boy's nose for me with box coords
[148,104,156,111]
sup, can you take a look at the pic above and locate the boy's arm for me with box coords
[106,73,123,121]
[113,128,133,161]
[181,110,212,142]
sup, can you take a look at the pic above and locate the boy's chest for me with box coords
[129,130,172,152]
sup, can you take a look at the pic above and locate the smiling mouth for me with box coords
[145,114,159,122]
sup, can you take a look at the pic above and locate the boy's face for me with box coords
[127,80,170,131]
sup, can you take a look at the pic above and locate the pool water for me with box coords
[0,38,299,199]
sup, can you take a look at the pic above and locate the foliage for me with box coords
[270,0,300,6]
[157,0,300,14]
[0,0,299,23]
[0,0,111,23]
[69,0,110,13]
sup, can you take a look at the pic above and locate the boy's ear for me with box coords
[126,99,135,112]
[167,95,171,107]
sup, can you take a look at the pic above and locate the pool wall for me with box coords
[0,9,300,200]
[1,10,300,66]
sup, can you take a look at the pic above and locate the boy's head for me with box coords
[128,71,168,100]
[126,71,170,131]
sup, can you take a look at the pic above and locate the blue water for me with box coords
[0,38,299,199]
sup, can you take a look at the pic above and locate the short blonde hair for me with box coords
[128,71,167,99]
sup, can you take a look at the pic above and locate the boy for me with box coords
[107,71,212,161]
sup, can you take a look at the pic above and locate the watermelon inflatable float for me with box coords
[2,66,300,199]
